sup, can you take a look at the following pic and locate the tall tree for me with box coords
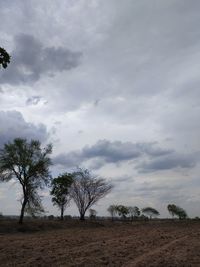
[0,138,52,224]
[50,173,73,220]
[0,47,10,69]
[70,168,113,221]
[142,207,160,219]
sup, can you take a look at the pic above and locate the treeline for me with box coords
[0,138,112,224]
[0,138,191,224]
[106,204,188,220]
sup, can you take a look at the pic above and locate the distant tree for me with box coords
[116,205,129,219]
[167,204,187,220]
[142,207,160,219]
[0,47,10,69]
[128,206,140,220]
[70,168,113,221]
[89,209,97,220]
[0,138,52,224]
[107,205,118,221]
[167,204,177,218]
[50,173,73,220]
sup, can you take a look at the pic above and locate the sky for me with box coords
[0,0,200,218]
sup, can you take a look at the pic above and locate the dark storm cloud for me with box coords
[0,34,82,85]
[0,110,48,147]
[53,139,174,168]
[137,154,197,173]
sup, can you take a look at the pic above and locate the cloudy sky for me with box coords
[0,0,200,218]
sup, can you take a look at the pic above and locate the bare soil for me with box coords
[0,220,199,266]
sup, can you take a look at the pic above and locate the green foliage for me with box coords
[167,204,187,220]
[0,47,10,69]
[0,138,52,223]
[142,207,160,219]
[116,205,129,219]
[50,173,73,220]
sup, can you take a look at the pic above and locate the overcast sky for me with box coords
[0,0,200,218]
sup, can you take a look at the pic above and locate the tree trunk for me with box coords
[80,213,85,221]
[19,199,27,224]
[61,206,64,221]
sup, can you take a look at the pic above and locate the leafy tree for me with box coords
[167,204,177,218]
[70,168,113,220]
[0,138,52,224]
[50,173,73,220]
[116,205,129,219]
[167,204,187,220]
[142,207,160,219]
[0,47,10,69]
[128,206,140,220]
[107,204,118,221]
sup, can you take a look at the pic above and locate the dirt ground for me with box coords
[0,220,200,267]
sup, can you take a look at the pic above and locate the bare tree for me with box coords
[70,168,113,220]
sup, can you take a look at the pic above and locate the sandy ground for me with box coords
[0,221,199,266]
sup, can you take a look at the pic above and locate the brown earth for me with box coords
[0,220,200,266]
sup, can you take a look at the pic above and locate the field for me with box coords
[0,220,200,266]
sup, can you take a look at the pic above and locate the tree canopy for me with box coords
[51,173,73,220]
[0,138,52,223]
[0,47,10,69]
[116,205,129,219]
[142,207,160,219]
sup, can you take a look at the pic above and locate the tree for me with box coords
[107,204,118,221]
[0,47,10,69]
[50,173,73,220]
[116,205,129,219]
[0,138,52,224]
[167,204,187,220]
[167,204,177,218]
[142,207,160,219]
[70,168,113,221]
[128,206,140,220]
[89,209,97,220]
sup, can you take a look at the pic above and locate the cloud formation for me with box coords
[136,154,197,173]
[53,139,175,169]
[0,34,82,85]
[0,110,48,147]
